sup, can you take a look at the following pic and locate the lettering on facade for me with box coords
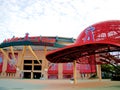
[3,33,56,46]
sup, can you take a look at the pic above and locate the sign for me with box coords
[6,53,18,73]
[3,34,56,44]
[63,63,73,74]
[48,63,58,74]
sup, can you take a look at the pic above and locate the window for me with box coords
[24,60,32,64]
[34,60,42,64]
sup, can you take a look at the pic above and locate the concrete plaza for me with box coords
[0,79,120,90]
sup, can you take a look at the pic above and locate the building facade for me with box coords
[0,34,96,79]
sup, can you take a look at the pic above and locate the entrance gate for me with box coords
[23,60,42,79]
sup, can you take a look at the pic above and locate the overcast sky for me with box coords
[0,0,120,42]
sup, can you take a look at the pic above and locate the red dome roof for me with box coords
[75,20,120,45]
[46,20,120,63]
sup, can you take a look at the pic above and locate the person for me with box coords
[20,71,24,79]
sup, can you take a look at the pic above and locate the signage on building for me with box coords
[6,53,18,73]
[3,33,56,46]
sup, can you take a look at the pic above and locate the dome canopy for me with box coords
[75,20,120,45]
[46,20,120,63]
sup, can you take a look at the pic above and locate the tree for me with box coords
[101,64,120,79]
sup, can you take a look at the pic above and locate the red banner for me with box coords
[6,53,18,73]
[0,52,3,72]
[77,55,96,73]
[48,63,58,74]
[79,64,96,73]
[63,63,73,74]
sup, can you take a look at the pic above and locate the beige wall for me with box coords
[0,49,96,80]
[0,49,48,78]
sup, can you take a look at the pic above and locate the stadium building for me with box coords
[2,20,120,80]
[0,33,97,79]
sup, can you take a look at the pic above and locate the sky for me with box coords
[0,0,120,42]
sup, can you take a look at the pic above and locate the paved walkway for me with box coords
[0,79,46,90]
[0,79,120,90]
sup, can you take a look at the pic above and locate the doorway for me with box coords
[33,72,41,79]
[23,60,42,79]
[24,72,31,79]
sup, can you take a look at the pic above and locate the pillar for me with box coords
[58,63,63,79]
[44,46,48,79]
[73,60,77,84]
[97,65,102,81]
[31,60,34,79]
